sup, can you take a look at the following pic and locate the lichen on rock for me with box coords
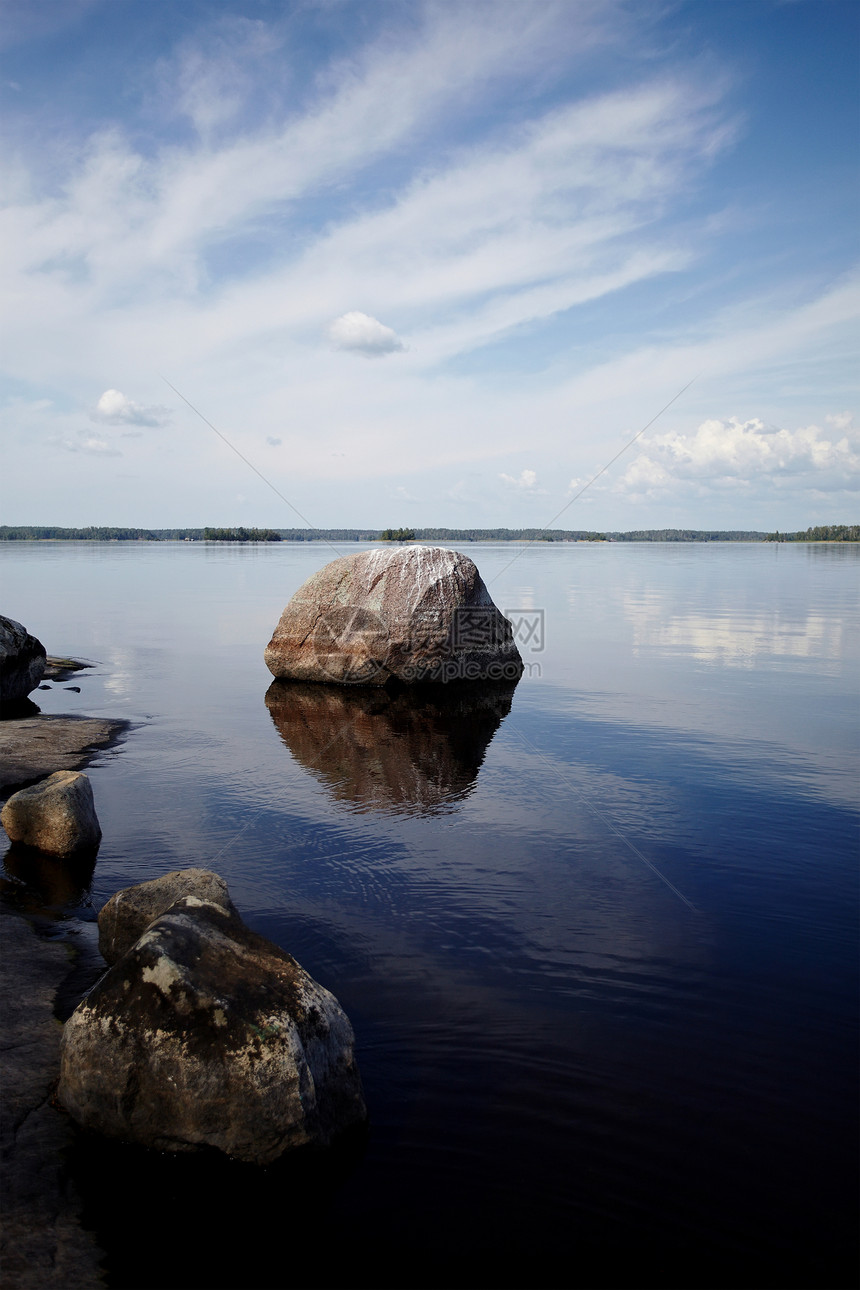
[59,872,367,1165]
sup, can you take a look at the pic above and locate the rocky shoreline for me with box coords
[0,913,105,1289]
[1,710,128,1289]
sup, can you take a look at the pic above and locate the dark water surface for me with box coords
[2,541,857,1289]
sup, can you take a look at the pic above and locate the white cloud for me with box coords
[617,417,860,497]
[91,389,169,427]
[0,3,856,529]
[826,411,853,432]
[58,433,122,457]
[327,312,405,357]
[500,469,544,493]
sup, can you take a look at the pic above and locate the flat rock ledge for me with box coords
[0,715,128,794]
[59,871,367,1166]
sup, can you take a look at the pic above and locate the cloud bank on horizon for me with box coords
[0,0,857,530]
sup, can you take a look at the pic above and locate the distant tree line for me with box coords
[0,526,200,541]
[3,524,856,544]
[379,528,416,541]
[764,525,859,543]
[604,529,769,542]
[203,527,281,542]
[412,528,608,541]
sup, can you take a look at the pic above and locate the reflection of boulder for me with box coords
[2,843,97,908]
[265,679,517,814]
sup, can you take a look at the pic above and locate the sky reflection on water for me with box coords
[1,540,857,1288]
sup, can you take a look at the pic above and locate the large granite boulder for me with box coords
[0,616,46,707]
[264,546,523,686]
[265,679,517,813]
[59,874,366,1165]
[98,867,237,964]
[1,771,101,856]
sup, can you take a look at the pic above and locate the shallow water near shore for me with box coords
[2,540,858,1289]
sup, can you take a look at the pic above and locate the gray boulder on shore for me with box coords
[59,871,367,1166]
[0,614,46,707]
[97,866,237,964]
[264,545,523,686]
[1,770,102,857]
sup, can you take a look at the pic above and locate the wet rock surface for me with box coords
[0,911,105,1289]
[0,715,128,793]
[0,660,124,1287]
[60,879,367,1165]
[264,545,523,685]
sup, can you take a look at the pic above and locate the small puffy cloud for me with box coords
[327,312,405,357]
[91,389,170,427]
[617,417,860,497]
[500,468,544,494]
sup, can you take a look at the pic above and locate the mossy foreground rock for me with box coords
[59,872,366,1165]
[264,545,523,685]
[97,866,237,965]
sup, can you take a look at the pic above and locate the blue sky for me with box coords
[1,0,857,530]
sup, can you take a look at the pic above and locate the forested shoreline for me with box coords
[1,524,856,543]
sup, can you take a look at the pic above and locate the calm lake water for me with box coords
[2,540,858,1290]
